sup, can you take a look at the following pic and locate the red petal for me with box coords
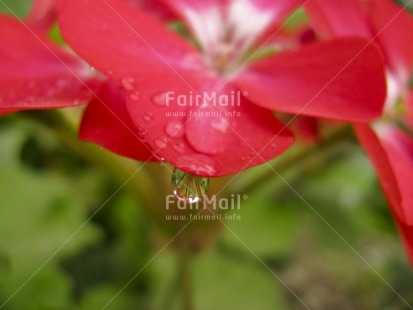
[306,0,413,85]
[357,123,413,265]
[396,220,413,267]
[130,0,177,21]
[305,0,370,37]
[368,0,413,81]
[25,0,64,32]
[58,0,204,85]
[80,82,157,162]
[356,124,413,225]
[125,79,294,177]
[0,15,98,110]
[378,125,413,225]
[58,0,294,176]
[355,124,402,217]
[234,38,386,122]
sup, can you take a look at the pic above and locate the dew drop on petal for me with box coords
[172,142,186,153]
[143,112,153,122]
[155,135,168,149]
[152,91,169,106]
[172,167,210,204]
[165,120,184,138]
[137,126,147,142]
[129,92,140,101]
[240,155,252,161]
[121,77,135,91]
[153,153,165,161]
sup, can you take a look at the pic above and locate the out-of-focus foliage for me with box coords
[0,0,31,17]
[1,114,412,309]
[0,117,101,309]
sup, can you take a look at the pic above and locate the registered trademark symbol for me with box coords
[243,194,248,200]
[242,91,248,97]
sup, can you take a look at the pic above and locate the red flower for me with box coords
[25,0,175,32]
[0,14,99,114]
[307,0,413,265]
[0,1,164,161]
[58,0,386,177]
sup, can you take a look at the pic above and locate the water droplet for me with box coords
[129,92,140,101]
[143,112,153,122]
[137,126,147,142]
[211,117,228,133]
[165,120,184,138]
[172,142,186,153]
[121,77,135,91]
[153,153,165,161]
[155,136,168,149]
[152,92,169,106]
[56,78,68,89]
[241,155,252,161]
[172,168,210,203]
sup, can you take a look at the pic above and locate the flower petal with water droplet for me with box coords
[80,81,158,162]
[0,15,99,111]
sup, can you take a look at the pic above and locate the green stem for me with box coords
[179,236,194,310]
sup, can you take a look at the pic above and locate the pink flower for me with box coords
[58,0,386,177]
[307,0,413,265]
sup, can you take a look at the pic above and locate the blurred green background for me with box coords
[1,0,413,309]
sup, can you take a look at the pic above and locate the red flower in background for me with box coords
[25,0,176,31]
[58,0,386,177]
[306,0,413,265]
[0,0,168,160]
[0,14,99,115]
